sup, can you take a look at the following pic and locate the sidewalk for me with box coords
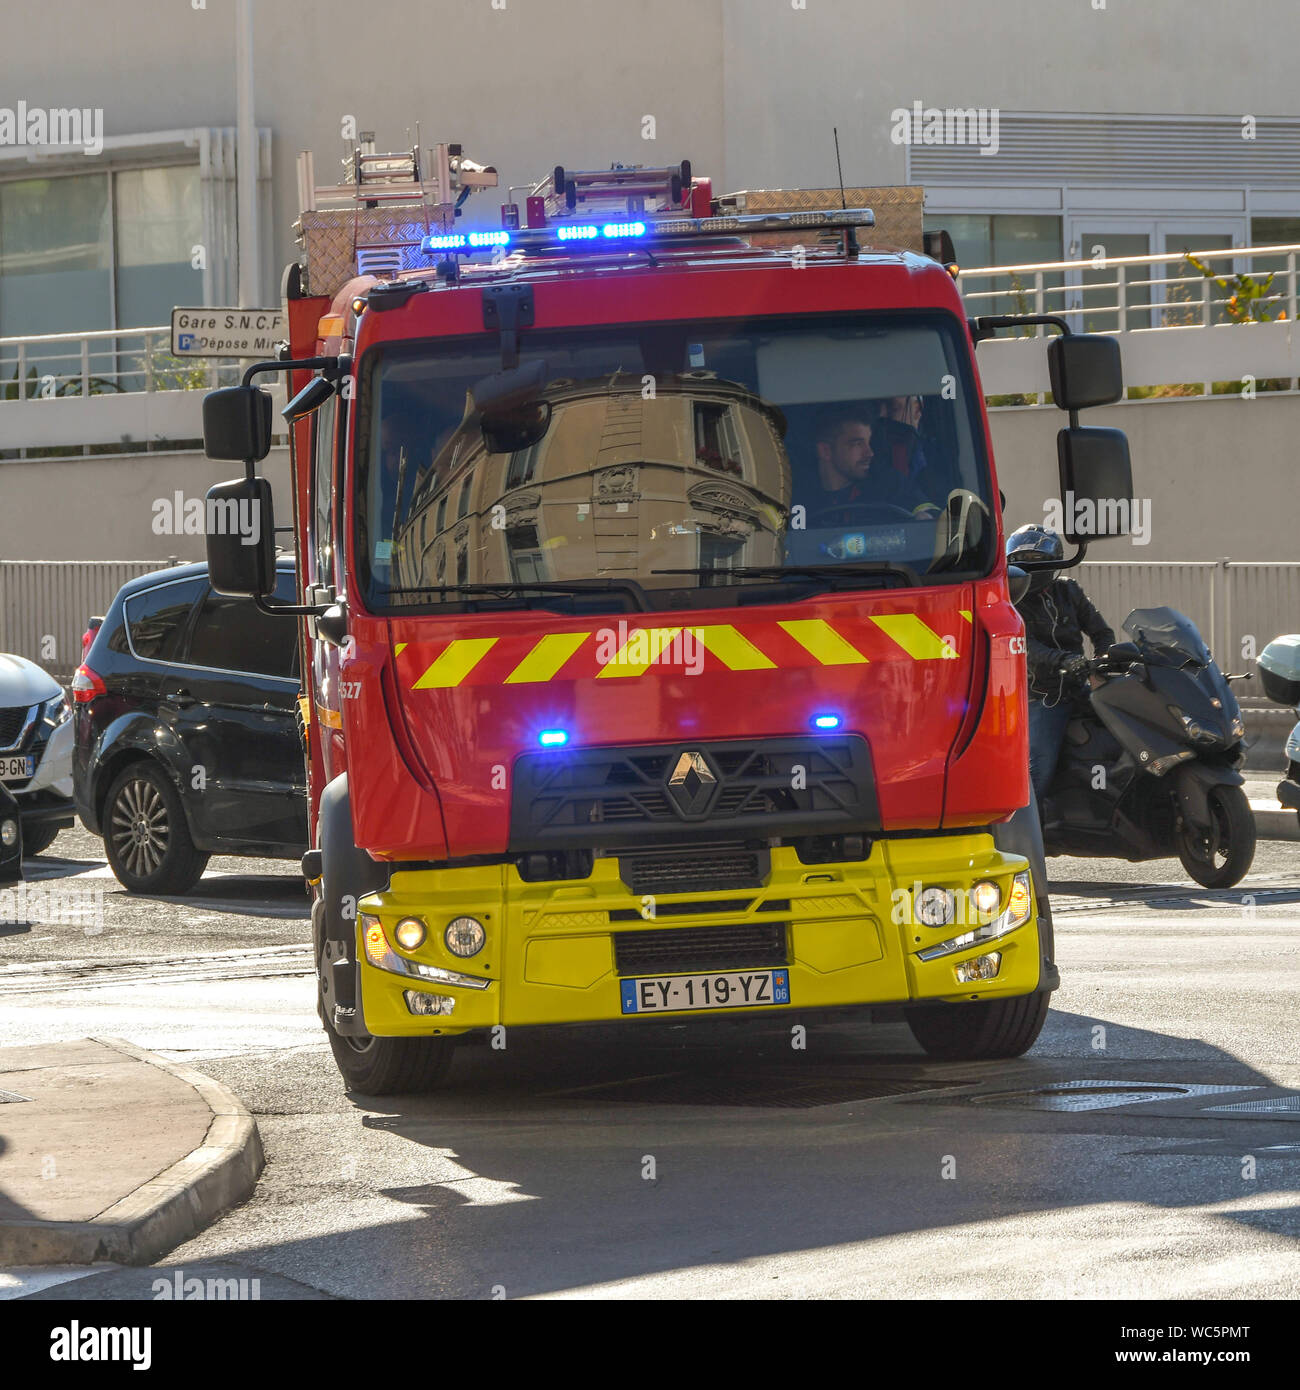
[0,1037,262,1266]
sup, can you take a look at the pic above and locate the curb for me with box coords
[1252,802,1300,842]
[0,1037,264,1267]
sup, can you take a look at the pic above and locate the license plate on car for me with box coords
[0,755,33,782]
[621,968,790,1015]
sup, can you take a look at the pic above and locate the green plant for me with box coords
[1183,252,1282,323]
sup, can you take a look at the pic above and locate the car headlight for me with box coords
[916,887,956,927]
[918,871,1033,961]
[41,693,71,729]
[1,818,18,848]
[394,917,427,950]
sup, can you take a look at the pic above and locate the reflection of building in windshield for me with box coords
[391,372,790,594]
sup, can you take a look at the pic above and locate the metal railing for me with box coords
[959,242,1300,333]
[0,325,242,403]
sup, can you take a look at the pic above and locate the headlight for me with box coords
[1172,707,1219,745]
[1230,715,1245,741]
[970,880,1001,918]
[41,693,71,728]
[918,871,1033,961]
[0,818,17,848]
[445,916,486,957]
[394,917,426,950]
[360,915,490,988]
[916,887,956,927]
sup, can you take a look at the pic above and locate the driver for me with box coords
[797,404,938,526]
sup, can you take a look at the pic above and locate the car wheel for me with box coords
[103,762,209,894]
[20,823,60,857]
[905,990,1050,1060]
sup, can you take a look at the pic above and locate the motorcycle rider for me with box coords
[1007,525,1116,803]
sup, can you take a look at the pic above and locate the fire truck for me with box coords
[200,137,1133,1092]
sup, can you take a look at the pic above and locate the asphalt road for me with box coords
[4,824,1300,1300]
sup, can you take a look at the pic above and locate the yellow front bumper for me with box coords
[355,833,1043,1037]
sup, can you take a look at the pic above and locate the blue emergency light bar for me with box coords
[420,207,873,259]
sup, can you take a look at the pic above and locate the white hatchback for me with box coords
[0,653,75,856]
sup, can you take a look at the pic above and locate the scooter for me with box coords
[1040,606,1255,888]
[1255,634,1300,829]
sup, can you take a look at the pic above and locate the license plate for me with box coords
[621,968,790,1015]
[0,755,33,782]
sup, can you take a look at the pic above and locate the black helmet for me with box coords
[1006,524,1062,595]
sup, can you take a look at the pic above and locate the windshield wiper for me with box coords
[651,563,920,588]
[386,579,650,610]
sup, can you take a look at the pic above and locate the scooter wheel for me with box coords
[1176,784,1256,889]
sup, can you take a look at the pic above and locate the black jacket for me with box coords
[1016,577,1116,704]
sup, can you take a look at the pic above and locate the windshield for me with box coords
[353,312,995,611]
[1123,607,1212,666]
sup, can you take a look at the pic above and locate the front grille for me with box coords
[0,706,28,749]
[619,843,769,895]
[614,921,788,976]
[511,736,877,850]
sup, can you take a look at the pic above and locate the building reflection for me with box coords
[391,372,791,595]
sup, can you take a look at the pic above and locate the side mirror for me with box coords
[1057,426,1133,541]
[203,385,273,462]
[283,375,335,423]
[1007,564,1031,604]
[1048,334,1123,411]
[205,477,276,598]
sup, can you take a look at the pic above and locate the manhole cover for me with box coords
[547,1072,967,1109]
[0,1089,31,1103]
[968,1080,1254,1112]
[1205,1095,1300,1119]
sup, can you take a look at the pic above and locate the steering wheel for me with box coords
[808,502,918,527]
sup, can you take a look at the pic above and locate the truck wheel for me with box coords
[1176,784,1255,889]
[103,762,209,894]
[325,1021,455,1096]
[20,823,60,857]
[905,991,1049,1060]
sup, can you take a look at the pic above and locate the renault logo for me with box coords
[667,750,717,817]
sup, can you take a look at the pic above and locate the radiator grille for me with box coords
[619,844,768,895]
[614,922,788,976]
[0,707,28,748]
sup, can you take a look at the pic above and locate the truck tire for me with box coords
[325,1021,456,1095]
[1176,783,1255,889]
[905,990,1049,1061]
[103,762,209,894]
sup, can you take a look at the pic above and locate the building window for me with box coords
[506,439,543,489]
[456,477,471,520]
[926,213,1064,316]
[506,525,545,584]
[699,533,744,585]
[0,165,202,339]
[693,403,743,475]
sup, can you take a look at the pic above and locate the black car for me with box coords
[0,781,22,884]
[73,560,307,894]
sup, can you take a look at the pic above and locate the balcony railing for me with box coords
[958,243,1300,405]
[0,326,281,458]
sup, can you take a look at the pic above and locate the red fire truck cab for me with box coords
[201,147,1133,1093]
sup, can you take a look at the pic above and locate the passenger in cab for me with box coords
[795,404,939,525]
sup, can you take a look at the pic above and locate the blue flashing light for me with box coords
[812,714,841,730]
[421,230,510,253]
[538,729,569,747]
[555,220,648,244]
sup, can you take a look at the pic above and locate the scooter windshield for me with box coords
[1123,607,1211,667]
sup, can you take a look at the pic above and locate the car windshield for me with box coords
[353,311,996,611]
[1123,607,1212,666]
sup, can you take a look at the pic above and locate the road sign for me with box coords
[170,307,286,358]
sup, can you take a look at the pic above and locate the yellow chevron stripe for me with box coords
[689,624,776,670]
[595,627,682,678]
[394,641,407,655]
[779,618,868,665]
[413,637,497,688]
[504,631,591,684]
[959,611,972,623]
[870,613,958,660]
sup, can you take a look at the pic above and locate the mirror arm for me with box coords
[252,594,329,619]
[1014,538,1089,575]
